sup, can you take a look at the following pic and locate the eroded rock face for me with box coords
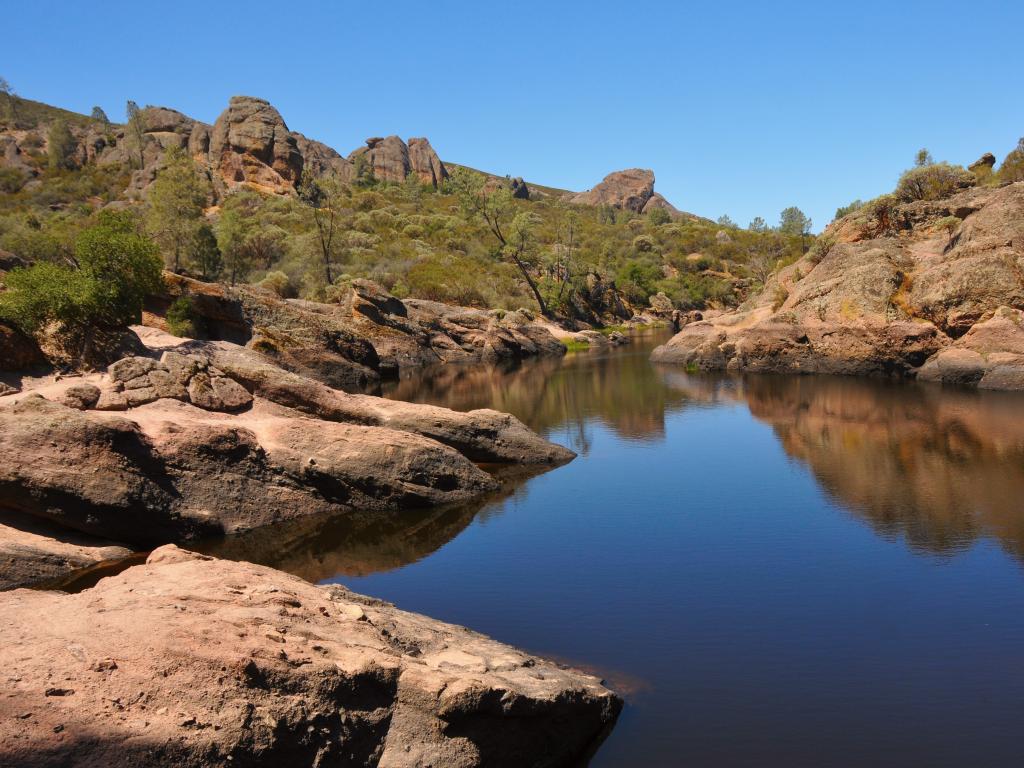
[350,136,410,184]
[407,137,448,188]
[0,546,621,767]
[571,168,655,213]
[652,181,1024,388]
[209,96,304,194]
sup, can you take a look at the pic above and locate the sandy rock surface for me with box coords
[0,546,621,767]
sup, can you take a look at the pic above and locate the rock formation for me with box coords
[0,545,621,767]
[348,136,449,188]
[208,96,304,195]
[151,274,566,386]
[652,181,1024,389]
[571,168,655,213]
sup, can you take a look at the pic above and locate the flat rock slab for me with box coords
[0,515,133,591]
[0,546,621,767]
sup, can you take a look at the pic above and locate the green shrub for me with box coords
[0,211,162,336]
[258,270,294,298]
[0,167,26,193]
[771,284,789,311]
[647,207,671,226]
[895,162,975,202]
[166,296,203,338]
[834,199,863,220]
[935,216,960,236]
[632,234,655,252]
[807,233,836,264]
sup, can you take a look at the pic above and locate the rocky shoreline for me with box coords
[0,545,621,767]
[652,181,1024,389]
[0,282,626,765]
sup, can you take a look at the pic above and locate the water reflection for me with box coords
[198,334,1024,580]
[191,465,542,581]
[382,331,689,454]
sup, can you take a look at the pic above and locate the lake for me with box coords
[204,330,1024,767]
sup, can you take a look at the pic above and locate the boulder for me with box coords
[968,152,997,172]
[571,168,655,213]
[60,383,101,410]
[508,176,530,199]
[0,322,46,371]
[0,545,621,767]
[201,343,575,465]
[652,181,1024,389]
[208,96,304,194]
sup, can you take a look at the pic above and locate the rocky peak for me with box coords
[208,95,303,194]
[571,168,656,213]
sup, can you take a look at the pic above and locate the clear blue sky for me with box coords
[6,0,1023,230]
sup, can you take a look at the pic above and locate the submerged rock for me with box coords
[0,545,621,767]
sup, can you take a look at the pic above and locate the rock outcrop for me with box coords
[653,181,1024,389]
[209,96,304,194]
[150,274,566,387]
[0,321,46,371]
[0,545,621,767]
[571,168,655,213]
[348,136,449,188]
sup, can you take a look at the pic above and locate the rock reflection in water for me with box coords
[192,465,544,581]
[660,369,1024,562]
[383,331,688,454]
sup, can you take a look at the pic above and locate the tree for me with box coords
[298,170,345,286]
[90,106,110,126]
[145,145,208,272]
[779,206,812,251]
[748,216,768,233]
[190,224,222,281]
[997,137,1024,183]
[915,148,934,167]
[0,76,18,125]
[449,167,550,316]
[0,210,162,337]
[125,100,147,169]
[717,214,737,228]
[47,120,77,171]
[216,204,254,286]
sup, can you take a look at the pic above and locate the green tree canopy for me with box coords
[0,210,162,335]
[145,145,209,272]
[47,120,77,171]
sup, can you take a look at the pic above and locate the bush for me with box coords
[632,234,655,252]
[771,284,789,311]
[834,199,863,220]
[895,163,975,202]
[0,167,26,193]
[258,270,295,298]
[807,233,836,264]
[0,211,162,336]
[647,207,671,226]
[166,295,203,338]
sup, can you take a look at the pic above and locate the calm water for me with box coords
[204,332,1024,767]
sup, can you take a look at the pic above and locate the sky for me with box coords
[5,0,1023,230]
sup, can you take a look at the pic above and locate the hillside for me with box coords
[0,93,804,328]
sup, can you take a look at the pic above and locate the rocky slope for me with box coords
[0,545,621,767]
[652,181,1024,389]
